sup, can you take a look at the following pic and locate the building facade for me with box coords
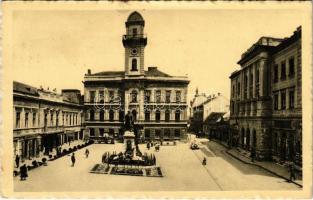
[229,27,302,165]
[13,81,84,161]
[190,90,229,137]
[83,11,189,141]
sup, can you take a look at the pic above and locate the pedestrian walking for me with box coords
[85,149,89,158]
[19,164,28,181]
[15,154,20,168]
[202,157,207,166]
[289,162,296,182]
[71,153,76,167]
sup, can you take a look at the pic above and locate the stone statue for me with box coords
[124,111,134,131]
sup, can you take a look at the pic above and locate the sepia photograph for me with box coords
[1,1,312,198]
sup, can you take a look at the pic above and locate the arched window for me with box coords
[165,109,170,122]
[109,110,114,121]
[131,58,137,71]
[175,110,180,122]
[155,110,160,122]
[100,110,105,121]
[130,90,137,103]
[90,110,95,121]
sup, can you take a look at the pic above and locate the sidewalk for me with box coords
[226,147,303,187]
[14,139,87,172]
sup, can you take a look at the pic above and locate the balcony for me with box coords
[122,34,147,47]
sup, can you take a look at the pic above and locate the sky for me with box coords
[11,9,304,102]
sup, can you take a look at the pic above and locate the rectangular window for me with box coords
[155,90,161,103]
[155,111,161,122]
[89,91,95,103]
[25,113,29,128]
[281,61,286,80]
[164,129,170,138]
[166,91,171,103]
[90,128,95,137]
[274,64,278,83]
[144,129,150,138]
[175,129,180,138]
[289,90,295,109]
[145,111,150,121]
[237,83,240,97]
[99,91,104,103]
[16,112,20,128]
[155,129,161,138]
[281,90,286,110]
[144,90,151,103]
[32,112,36,127]
[175,91,181,103]
[99,128,104,137]
[109,91,114,103]
[289,57,295,77]
[56,113,59,127]
[132,28,137,35]
[232,85,235,98]
[274,94,279,110]
[44,113,48,127]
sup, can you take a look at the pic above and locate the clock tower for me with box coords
[122,11,147,76]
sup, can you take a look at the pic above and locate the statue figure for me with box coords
[124,111,133,131]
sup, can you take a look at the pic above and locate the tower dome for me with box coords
[126,11,145,27]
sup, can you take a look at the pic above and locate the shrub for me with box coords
[32,160,38,167]
[69,148,73,152]
[73,146,77,151]
[54,155,58,159]
[27,166,32,170]
[48,155,52,159]
[42,158,47,163]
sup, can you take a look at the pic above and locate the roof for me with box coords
[145,67,171,77]
[238,37,282,65]
[13,81,39,96]
[126,11,145,27]
[272,26,301,54]
[87,67,172,78]
[89,71,125,77]
[127,11,144,22]
[204,112,226,124]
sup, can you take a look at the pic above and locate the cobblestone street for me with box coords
[14,138,301,192]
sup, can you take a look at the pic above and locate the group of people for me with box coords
[146,142,161,152]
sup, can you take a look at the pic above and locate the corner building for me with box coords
[229,27,302,166]
[83,11,189,141]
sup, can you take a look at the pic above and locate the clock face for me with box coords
[131,48,138,55]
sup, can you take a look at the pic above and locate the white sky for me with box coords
[12,9,303,101]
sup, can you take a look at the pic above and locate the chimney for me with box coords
[87,69,91,75]
[148,66,157,71]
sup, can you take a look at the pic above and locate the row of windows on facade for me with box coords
[273,57,296,83]
[15,111,81,129]
[230,88,295,114]
[231,57,296,99]
[89,90,183,103]
[89,128,181,138]
[232,67,260,99]
[88,109,182,122]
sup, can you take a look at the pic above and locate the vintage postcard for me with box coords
[1,1,312,198]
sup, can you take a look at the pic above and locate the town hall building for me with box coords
[83,11,190,141]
